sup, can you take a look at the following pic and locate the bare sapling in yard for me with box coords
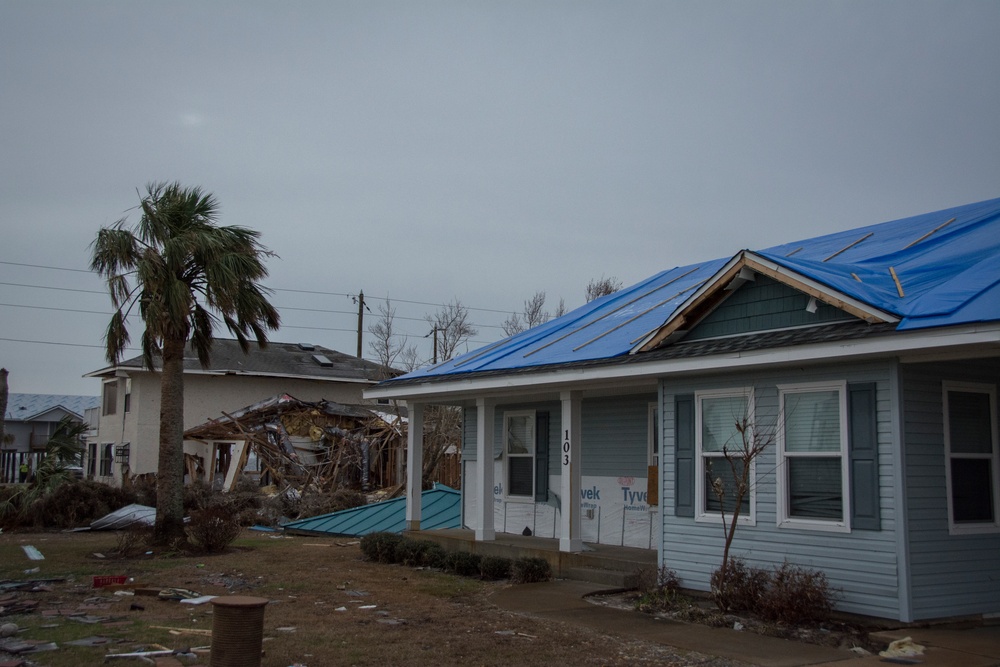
[706,399,774,612]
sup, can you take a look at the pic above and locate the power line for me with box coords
[0,302,112,315]
[0,282,509,330]
[0,260,93,274]
[0,336,137,351]
[0,281,105,295]
[1,259,521,315]
[281,324,358,333]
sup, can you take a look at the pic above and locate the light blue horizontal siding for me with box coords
[581,395,655,477]
[902,359,1000,620]
[462,406,477,458]
[461,396,655,478]
[660,362,901,620]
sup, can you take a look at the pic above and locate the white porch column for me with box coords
[560,390,583,552]
[475,398,496,541]
[405,402,424,531]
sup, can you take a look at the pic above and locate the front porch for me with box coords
[405,528,657,588]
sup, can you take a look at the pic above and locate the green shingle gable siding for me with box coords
[685,275,853,341]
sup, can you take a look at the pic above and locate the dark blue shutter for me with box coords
[535,412,550,502]
[848,382,880,531]
[675,395,695,517]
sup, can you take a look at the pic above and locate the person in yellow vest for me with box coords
[18,461,29,483]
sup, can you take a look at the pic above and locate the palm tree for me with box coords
[91,182,280,543]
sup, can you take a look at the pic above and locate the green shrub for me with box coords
[396,538,434,567]
[479,555,513,580]
[511,556,551,583]
[32,480,135,529]
[420,542,448,568]
[711,557,769,613]
[360,531,405,563]
[637,565,682,610]
[757,560,836,625]
[444,551,482,577]
[184,506,242,553]
[0,480,135,530]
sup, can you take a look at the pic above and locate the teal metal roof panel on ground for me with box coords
[383,197,1000,385]
[281,484,460,536]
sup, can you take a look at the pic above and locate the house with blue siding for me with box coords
[367,198,1000,622]
[2,393,99,483]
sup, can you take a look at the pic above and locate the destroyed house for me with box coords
[368,197,1000,622]
[182,393,406,492]
[86,340,397,485]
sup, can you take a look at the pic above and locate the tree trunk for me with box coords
[154,338,187,544]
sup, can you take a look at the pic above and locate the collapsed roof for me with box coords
[183,393,404,492]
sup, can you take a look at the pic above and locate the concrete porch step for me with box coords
[562,566,640,589]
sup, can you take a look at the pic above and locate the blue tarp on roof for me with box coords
[393,198,1000,383]
[281,484,461,536]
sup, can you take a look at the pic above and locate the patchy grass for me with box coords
[0,530,734,666]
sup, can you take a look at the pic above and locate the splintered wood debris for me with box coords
[182,393,405,494]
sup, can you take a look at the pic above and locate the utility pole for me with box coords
[355,290,365,358]
[425,326,440,363]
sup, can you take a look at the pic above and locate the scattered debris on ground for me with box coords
[0,530,759,666]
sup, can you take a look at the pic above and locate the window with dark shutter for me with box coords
[848,382,880,531]
[675,395,695,517]
[504,411,535,499]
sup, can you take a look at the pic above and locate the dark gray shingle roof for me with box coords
[93,340,397,383]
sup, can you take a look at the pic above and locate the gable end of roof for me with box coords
[633,251,900,353]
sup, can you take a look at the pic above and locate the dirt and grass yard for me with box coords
[0,530,741,667]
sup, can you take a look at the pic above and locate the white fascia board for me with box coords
[366,323,1000,403]
[744,252,899,322]
[84,365,124,378]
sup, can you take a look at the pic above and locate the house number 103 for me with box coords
[562,430,571,466]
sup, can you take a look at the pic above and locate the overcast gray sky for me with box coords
[2,1,998,397]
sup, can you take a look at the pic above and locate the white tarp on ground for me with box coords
[89,503,156,530]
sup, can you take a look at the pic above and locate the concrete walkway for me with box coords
[490,580,1000,667]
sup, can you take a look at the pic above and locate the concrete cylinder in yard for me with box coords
[210,595,269,667]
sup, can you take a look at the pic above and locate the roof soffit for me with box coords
[632,251,900,353]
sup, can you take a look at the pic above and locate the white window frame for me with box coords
[102,380,117,416]
[503,410,536,503]
[776,381,850,533]
[99,443,114,477]
[695,387,756,526]
[943,381,1000,535]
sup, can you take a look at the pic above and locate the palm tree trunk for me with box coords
[154,337,187,544]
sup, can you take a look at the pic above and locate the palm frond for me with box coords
[105,310,131,364]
